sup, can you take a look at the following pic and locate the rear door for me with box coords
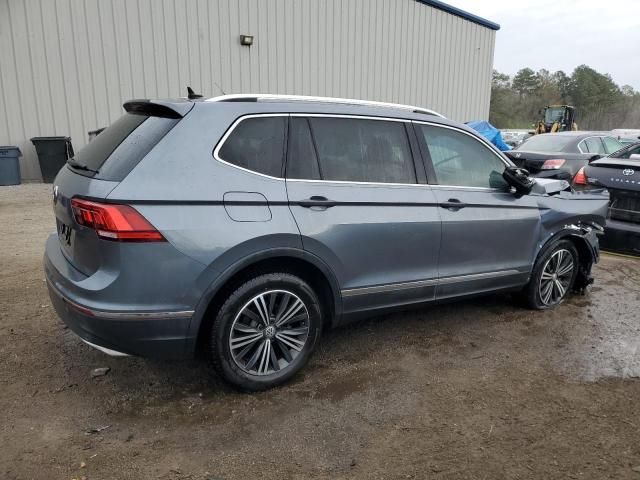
[414,122,540,299]
[285,115,441,314]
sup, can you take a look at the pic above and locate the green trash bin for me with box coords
[0,146,22,186]
[30,136,74,183]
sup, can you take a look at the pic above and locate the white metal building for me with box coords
[0,0,499,182]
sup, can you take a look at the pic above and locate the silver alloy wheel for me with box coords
[229,289,310,376]
[539,248,574,306]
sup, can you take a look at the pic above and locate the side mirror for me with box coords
[503,166,535,196]
[630,154,640,161]
[588,154,602,163]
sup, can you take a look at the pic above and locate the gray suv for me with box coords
[45,95,608,390]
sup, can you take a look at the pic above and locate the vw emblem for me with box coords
[264,325,276,339]
[514,152,522,158]
[53,185,59,203]
[622,169,635,176]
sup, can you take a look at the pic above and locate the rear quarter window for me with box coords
[72,113,179,181]
[217,116,286,177]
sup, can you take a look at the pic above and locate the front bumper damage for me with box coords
[566,222,603,294]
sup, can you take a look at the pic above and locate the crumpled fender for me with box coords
[536,222,603,293]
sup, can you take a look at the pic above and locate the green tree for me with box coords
[512,68,538,96]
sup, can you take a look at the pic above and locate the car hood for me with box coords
[585,158,640,191]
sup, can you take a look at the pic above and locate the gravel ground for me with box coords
[1,184,640,480]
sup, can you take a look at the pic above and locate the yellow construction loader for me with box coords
[534,105,578,134]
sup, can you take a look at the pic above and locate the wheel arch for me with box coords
[189,248,342,355]
[535,225,599,291]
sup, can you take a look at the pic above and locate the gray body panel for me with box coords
[286,179,441,314]
[44,98,609,359]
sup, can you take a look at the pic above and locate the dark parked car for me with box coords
[576,142,640,254]
[44,94,608,391]
[506,132,624,181]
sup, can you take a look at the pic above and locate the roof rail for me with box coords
[205,94,445,118]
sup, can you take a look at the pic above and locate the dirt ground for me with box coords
[1,184,640,480]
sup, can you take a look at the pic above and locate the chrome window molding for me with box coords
[411,120,514,190]
[341,269,522,297]
[213,113,423,185]
[412,120,513,168]
[212,113,512,192]
[577,136,606,155]
[212,113,289,181]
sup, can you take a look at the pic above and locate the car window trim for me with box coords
[301,113,420,185]
[212,113,289,181]
[578,136,606,155]
[214,113,508,189]
[412,120,512,191]
[215,113,427,186]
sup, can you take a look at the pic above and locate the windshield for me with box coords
[544,107,565,124]
[518,134,574,152]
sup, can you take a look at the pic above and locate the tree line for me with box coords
[489,65,640,131]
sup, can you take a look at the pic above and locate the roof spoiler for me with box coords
[123,99,194,119]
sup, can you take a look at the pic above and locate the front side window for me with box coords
[306,117,416,184]
[218,116,286,177]
[418,124,508,189]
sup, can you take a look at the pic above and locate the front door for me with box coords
[414,122,541,299]
[285,115,441,314]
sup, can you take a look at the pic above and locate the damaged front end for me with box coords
[532,180,609,294]
[565,222,603,293]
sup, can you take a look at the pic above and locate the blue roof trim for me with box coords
[415,0,500,31]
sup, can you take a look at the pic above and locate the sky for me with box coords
[444,0,640,90]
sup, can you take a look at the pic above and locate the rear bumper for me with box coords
[601,219,640,255]
[44,234,198,358]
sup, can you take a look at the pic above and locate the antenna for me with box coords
[187,86,203,99]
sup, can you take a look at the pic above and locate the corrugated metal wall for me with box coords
[0,0,496,181]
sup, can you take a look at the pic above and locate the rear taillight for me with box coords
[541,159,566,170]
[573,166,588,186]
[71,199,165,242]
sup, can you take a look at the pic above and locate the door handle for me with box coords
[297,196,337,208]
[440,198,467,211]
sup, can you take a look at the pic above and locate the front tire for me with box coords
[525,239,579,310]
[210,273,322,391]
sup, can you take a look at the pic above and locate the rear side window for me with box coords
[72,113,178,181]
[603,136,623,154]
[581,137,605,154]
[218,116,286,177]
[418,124,508,189]
[307,117,416,184]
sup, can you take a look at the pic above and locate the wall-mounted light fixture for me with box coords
[239,34,254,46]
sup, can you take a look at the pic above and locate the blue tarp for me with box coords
[466,120,512,151]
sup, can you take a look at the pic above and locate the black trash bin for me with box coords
[30,136,74,183]
[0,146,22,186]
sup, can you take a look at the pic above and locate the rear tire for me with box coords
[524,239,579,310]
[210,273,322,391]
